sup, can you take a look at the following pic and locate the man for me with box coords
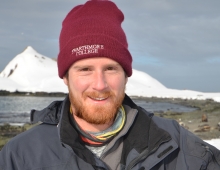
[0,0,220,169]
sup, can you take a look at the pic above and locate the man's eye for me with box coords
[80,68,90,71]
[107,67,115,71]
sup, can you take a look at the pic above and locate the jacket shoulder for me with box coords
[2,123,58,152]
[0,123,70,170]
[148,111,220,168]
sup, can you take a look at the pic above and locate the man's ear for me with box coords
[63,76,68,86]
[125,76,128,85]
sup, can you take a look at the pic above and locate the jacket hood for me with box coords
[30,98,64,124]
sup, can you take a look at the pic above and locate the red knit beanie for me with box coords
[57,0,132,78]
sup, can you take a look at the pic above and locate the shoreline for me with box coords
[0,90,67,97]
[137,96,220,140]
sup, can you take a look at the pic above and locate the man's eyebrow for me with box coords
[72,65,93,69]
[105,63,120,67]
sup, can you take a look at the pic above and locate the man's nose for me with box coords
[92,71,108,91]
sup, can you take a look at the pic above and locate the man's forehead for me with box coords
[72,57,120,66]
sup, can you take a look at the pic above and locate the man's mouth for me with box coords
[89,97,108,101]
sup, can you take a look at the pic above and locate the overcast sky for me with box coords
[1,0,220,92]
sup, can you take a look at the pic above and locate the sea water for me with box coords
[0,96,65,124]
[0,96,196,124]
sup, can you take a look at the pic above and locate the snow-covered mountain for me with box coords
[0,46,220,102]
[0,46,66,93]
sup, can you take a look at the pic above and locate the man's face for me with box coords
[63,57,128,125]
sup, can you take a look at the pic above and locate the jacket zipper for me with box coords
[126,138,171,170]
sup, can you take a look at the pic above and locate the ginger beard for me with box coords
[68,88,125,125]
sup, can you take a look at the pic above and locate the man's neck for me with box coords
[72,114,113,132]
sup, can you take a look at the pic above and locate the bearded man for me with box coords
[0,0,220,170]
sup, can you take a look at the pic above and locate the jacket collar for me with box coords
[121,94,177,167]
[57,96,98,166]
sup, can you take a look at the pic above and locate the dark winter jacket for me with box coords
[0,94,220,170]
